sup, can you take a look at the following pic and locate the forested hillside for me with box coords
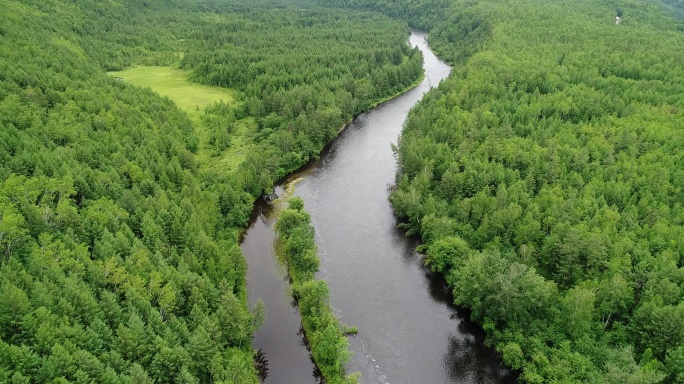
[0,2,260,382]
[658,0,684,19]
[0,0,421,382]
[326,0,684,383]
[179,4,423,184]
[340,0,684,382]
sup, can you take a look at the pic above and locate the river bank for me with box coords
[243,30,515,384]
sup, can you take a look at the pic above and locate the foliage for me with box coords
[0,1,260,380]
[0,0,420,382]
[375,0,684,381]
[177,4,424,186]
[275,197,358,384]
[323,0,453,30]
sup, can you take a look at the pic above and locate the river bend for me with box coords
[243,31,515,384]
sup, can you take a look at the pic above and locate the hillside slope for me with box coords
[0,0,422,382]
[326,0,684,382]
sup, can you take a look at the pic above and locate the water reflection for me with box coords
[291,31,518,383]
[424,249,516,383]
[254,349,269,382]
[245,30,518,384]
[242,197,321,384]
[444,334,514,384]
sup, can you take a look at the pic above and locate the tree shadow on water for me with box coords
[443,334,517,384]
[254,348,269,383]
[425,263,519,383]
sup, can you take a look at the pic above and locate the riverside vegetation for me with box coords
[0,0,423,382]
[6,0,683,382]
[330,0,684,382]
[275,197,358,384]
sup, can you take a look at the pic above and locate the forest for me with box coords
[0,0,421,382]
[326,0,684,382]
[5,0,684,382]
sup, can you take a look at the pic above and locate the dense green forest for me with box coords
[327,0,684,382]
[179,5,423,182]
[7,0,683,381]
[659,0,684,19]
[0,0,421,382]
[0,2,260,382]
[275,197,358,384]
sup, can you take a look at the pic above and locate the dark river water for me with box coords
[242,31,516,384]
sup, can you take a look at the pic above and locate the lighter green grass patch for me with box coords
[108,66,253,174]
[108,66,234,116]
[200,117,257,174]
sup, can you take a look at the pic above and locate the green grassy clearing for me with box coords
[108,66,253,173]
[204,117,257,174]
[108,66,234,114]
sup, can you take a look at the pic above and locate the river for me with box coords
[242,31,516,384]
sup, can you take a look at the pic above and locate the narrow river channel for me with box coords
[242,31,516,384]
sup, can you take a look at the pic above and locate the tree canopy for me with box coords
[373,0,684,381]
[0,0,421,381]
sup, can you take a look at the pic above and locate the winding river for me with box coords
[242,31,516,384]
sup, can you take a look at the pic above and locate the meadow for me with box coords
[109,66,255,173]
